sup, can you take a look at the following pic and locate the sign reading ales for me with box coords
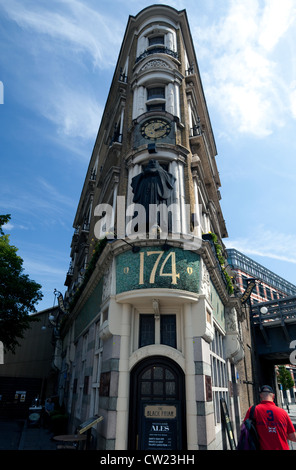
[116,246,200,294]
[141,404,179,450]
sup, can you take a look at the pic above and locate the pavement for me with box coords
[0,418,57,451]
[18,420,57,450]
[1,404,296,452]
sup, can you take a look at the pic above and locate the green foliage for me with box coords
[205,232,234,295]
[0,215,43,352]
[277,365,295,391]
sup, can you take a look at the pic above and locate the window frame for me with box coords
[148,35,165,47]
[210,326,229,426]
[136,310,179,351]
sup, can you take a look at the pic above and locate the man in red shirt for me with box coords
[244,385,296,450]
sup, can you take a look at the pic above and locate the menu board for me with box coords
[141,403,180,450]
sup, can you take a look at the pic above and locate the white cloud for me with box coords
[195,0,296,138]
[0,178,76,227]
[39,86,102,141]
[290,82,296,119]
[3,222,14,231]
[3,222,29,231]
[258,0,296,51]
[0,0,111,147]
[224,226,296,265]
[23,258,67,278]
[37,178,76,209]
[0,0,122,68]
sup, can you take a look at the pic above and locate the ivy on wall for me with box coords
[202,232,234,295]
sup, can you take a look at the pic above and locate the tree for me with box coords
[277,365,295,391]
[0,214,43,352]
[277,365,295,411]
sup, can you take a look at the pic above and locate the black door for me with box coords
[128,356,187,450]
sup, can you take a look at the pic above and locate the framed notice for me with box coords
[140,403,180,450]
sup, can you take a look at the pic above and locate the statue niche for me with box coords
[131,159,176,233]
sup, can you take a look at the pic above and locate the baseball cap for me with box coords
[259,385,274,393]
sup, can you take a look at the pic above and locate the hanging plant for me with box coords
[202,232,234,295]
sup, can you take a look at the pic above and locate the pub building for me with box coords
[58,5,253,450]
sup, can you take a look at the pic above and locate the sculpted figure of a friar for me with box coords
[131,159,176,231]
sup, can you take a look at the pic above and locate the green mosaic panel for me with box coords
[74,279,103,338]
[210,280,225,330]
[116,246,200,294]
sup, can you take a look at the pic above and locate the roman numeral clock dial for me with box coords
[141,118,171,140]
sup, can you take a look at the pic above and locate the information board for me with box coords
[141,403,180,450]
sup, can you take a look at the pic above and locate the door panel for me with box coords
[128,356,187,450]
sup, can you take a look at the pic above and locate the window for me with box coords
[259,284,265,298]
[90,319,103,416]
[109,111,124,146]
[140,365,176,401]
[73,378,77,394]
[82,333,88,361]
[241,275,249,290]
[161,315,176,348]
[148,36,164,47]
[139,314,177,349]
[139,314,155,347]
[146,86,166,113]
[147,87,165,100]
[210,327,229,425]
[266,287,272,300]
[147,103,165,112]
[83,376,89,395]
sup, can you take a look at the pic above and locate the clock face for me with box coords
[141,118,171,140]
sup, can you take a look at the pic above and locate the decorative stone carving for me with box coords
[225,307,239,333]
[139,59,172,71]
[224,306,244,364]
[99,320,112,342]
[200,261,211,300]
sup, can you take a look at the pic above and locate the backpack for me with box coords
[237,405,260,450]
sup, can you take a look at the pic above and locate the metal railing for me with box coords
[135,47,178,63]
[251,295,296,326]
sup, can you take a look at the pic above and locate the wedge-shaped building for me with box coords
[59,5,252,450]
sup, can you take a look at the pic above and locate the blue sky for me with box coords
[1,0,296,312]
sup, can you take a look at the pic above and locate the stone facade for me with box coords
[59,5,253,450]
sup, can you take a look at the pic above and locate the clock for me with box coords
[141,118,171,140]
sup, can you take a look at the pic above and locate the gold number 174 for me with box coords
[139,251,180,285]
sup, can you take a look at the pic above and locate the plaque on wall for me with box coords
[205,375,212,402]
[99,372,110,397]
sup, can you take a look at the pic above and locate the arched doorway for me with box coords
[128,356,187,450]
